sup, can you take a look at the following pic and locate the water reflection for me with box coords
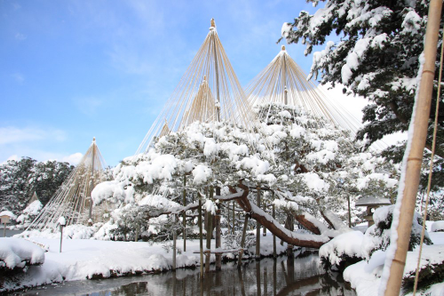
[20,253,355,296]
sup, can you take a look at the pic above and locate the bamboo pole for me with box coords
[272,204,276,258]
[205,188,213,273]
[173,214,177,271]
[383,1,442,295]
[256,185,261,259]
[89,138,96,221]
[238,215,249,268]
[183,175,187,252]
[215,187,222,271]
[198,198,204,278]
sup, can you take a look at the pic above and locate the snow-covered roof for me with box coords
[0,210,16,219]
[355,197,391,207]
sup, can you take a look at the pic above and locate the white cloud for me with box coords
[0,126,72,165]
[2,152,83,166]
[15,33,26,41]
[0,126,66,145]
[61,152,83,165]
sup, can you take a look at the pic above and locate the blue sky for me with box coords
[0,0,325,166]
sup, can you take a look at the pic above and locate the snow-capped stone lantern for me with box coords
[355,197,391,227]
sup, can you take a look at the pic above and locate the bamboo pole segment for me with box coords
[183,175,187,252]
[205,187,213,273]
[198,198,204,278]
[272,203,276,258]
[382,1,442,295]
[413,24,444,295]
[215,187,222,271]
[232,202,235,235]
[238,214,249,268]
[173,214,177,271]
[89,138,96,221]
[256,185,261,259]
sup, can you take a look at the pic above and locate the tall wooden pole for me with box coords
[215,187,222,271]
[198,198,204,278]
[172,214,177,271]
[183,175,187,252]
[256,185,261,259]
[89,138,96,221]
[383,1,442,295]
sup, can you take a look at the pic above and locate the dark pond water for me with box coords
[17,253,356,296]
[2,228,22,237]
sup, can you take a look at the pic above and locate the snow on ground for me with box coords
[1,230,287,292]
[343,231,444,296]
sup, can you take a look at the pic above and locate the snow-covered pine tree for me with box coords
[282,0,443,201]
[93,102,398,247]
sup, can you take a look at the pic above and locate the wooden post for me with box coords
[173,214,177,271]
[238,214,249,268]
[256,185,261,259]
[272,203,277,258]
[215,187,222,271]
[89,138,96,221]
[183,175,187,252]
[263,202,267,236]
[256,260,262,296]
[347,195,352,227]
[383,1,443,295]
[2,222,5,237]
[198,198,204,278]
[205,187,213,273]
[232,201,235,235]
[59,225,64,253]
[285,214,294,256]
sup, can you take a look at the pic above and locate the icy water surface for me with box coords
[19,254,356,295]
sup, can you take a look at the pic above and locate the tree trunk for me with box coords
[227,183,328,249]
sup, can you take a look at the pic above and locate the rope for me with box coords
[412,26,444,295]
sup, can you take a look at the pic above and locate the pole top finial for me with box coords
[281,45,286,51]
[210,18,216,28]
[93,137,96,142]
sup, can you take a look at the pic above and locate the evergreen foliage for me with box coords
[282,0,443,158]
[93,103,398,243]
[0,157,74,216]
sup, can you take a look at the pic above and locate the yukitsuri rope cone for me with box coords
[26,138,108,231]
[136,19,256,154]
[246,45,361,136]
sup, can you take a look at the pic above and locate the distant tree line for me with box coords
[0,157,74,216]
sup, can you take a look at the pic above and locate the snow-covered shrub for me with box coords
[319,231,365,270]
[16,200,42,228]
[362,205,432,258]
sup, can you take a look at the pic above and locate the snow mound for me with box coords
[0,238,45,270]
[431,221,444,232]
[319,231,365,269]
